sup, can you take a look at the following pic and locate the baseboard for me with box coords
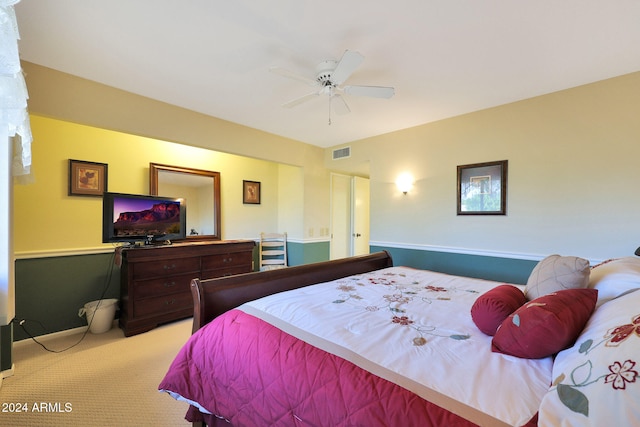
[13,319,122,347]
[1,363,15,379]
[13,325,89,347]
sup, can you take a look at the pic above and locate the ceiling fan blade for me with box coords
[331,94,351,115]
[344,85,395,99]
[331,50,364,85]
[270,66,318,87]
[282,91,320,108]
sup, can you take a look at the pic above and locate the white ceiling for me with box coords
[14,0,640,148]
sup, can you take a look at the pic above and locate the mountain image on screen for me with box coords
[113,202,181,237]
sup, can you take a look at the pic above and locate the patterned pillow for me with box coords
[471,285,527,336]
[538,289,640,426]
[525,255,590,300]
[492,288,598,359]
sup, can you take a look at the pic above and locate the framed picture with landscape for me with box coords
[68,159,108,197]
[457,160,507,215]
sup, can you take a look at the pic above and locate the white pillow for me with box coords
[538,289,640,426]
[589,257,640,307]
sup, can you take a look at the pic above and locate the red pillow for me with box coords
[491,288,598,359]
[471,285,527,336]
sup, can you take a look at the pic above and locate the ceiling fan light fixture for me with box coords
[315,60,338,85]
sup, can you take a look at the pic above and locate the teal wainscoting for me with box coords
[288,240,330,266]
[371,245,538,285]
[14,252,120,341]
[15,241,330,342]
[13,244,528,342]
[253,240,329,269]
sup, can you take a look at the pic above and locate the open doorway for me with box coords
[330,173,370,259]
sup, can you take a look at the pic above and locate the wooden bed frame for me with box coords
[186,251,393,426]
[190,251,393,333]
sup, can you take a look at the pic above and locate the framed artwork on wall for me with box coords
[68,159,108,197]
[243,180,261,204]
[457,160,507,215]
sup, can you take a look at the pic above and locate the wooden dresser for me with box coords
[119,240,255,336]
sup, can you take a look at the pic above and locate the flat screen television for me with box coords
[102,192,186,244]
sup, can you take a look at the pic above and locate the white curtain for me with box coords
[1,0,32,179]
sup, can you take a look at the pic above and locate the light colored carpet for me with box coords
[0,319,193,426]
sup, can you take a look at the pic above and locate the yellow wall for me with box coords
[21,62,640,262]
[327,72,640,261]
[13,115,286,254]
[277,164,304,238]
[21,62,331,245]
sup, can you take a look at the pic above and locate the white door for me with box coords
[352,176,370,256]
[330,174,370,259]
[330,174,351,259]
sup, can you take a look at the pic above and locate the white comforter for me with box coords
[240,266,552,427]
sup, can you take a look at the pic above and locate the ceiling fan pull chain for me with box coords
[328,87,332,125]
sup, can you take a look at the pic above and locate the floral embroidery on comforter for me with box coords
[240,266,553,427]
[331,270,478,345]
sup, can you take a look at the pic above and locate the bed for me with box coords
[159,251,640,426]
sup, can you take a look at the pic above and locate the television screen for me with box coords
[102,192,186,244]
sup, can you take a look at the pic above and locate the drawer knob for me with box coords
[164,281,176,288]
[165,299,176,305]
[163,264,176,270]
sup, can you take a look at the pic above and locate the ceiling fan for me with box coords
[270,50,394,123]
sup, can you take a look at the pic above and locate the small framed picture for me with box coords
[457,160,507,215]
[68,159,108,197]
[243,180,261,204]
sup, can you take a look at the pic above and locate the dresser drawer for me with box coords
[132,257,200,280]
[201,251,252,270]
[133,273,194,300]
[201,264,252,280]
[133,292,193,318]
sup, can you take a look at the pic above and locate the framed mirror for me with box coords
[150,163,221,240]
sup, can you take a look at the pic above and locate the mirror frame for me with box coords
[149,163,221,241]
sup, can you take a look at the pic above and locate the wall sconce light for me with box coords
[395,173,414,195]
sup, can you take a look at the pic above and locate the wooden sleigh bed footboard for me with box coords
[190,250,393,333]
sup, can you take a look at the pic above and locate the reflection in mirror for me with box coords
[150,163,221,240]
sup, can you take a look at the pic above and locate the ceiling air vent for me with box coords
[332,146,351,160]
